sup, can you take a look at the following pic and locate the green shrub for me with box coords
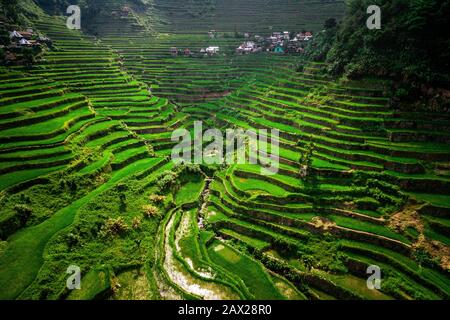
[326,0,450,86]
[296,236,348,273]
[131,217,142,229]
[0,204,33,240]
[156,170,178,192]
[14,204,33,217]
[142,205,159,218]
[149,194,166,204]
[65,232,81,248]
[100,217,129,237]
[413,247,440,269]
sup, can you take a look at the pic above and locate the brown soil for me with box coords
[388,203,424,234]
[413,235,450,271]
[389,202,450,270]
[311,216,336,231]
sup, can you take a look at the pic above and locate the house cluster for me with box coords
[170,46,220,57]
[1,29,52,65]
[8,29,43,47]
[267,31,313,44]
[201,46,220,55]
[236,31,314,55]
[171,47,192,57]
[297,32,314,41]
[236,41,262,54]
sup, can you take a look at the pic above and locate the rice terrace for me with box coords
[0,0,449,302]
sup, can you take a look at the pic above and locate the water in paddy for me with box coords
[330,274,394,300]
[162,212,239,300]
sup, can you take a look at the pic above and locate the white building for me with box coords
[236,41,259,54]
[206,46,220,54]
[9,30,23,39]
[19,38,31,46]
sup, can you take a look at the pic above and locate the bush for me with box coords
[296,236,348,273]
[100,217,129,237]
[131,217,142,229]
[65,232,81,248]
[0,205,32,240]
[156,171,178,192]
[175,163,202,175]
[296,65,304,73]
[142,205,159,218]
[149,194,166,204]
[14,204,32,217]
[304,27,337,62]
[413,247,440,269]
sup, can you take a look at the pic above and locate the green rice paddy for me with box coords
[0,0,449,301]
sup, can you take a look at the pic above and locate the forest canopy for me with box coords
[325,0,450,87]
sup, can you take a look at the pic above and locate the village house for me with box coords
[267,31,288,46]
[205,46,220,55]
[236,41,253,54]
[298,32,313,41]
[231,30,309,56]
[170,47,178,56]
[274,44,285,54]
[208,30,216,39]
[8,29,43,47]
[3,27,48,66]
[9,30,34,43]
[9,30,22,39]
[236,41,262,55]
[18,31,33,40]
[269,36,277,43]
[19,38,32,46]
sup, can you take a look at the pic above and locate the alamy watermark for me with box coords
[66,5,81,30]
[171,121,280,175]
[64,4,379,31]
[367,5,381,30]
[367,265,381,290]
[66,265,81,290]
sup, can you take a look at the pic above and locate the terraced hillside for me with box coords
[0,0,449,301]
[151,0,346,33]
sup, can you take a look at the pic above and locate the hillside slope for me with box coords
[307,0,450,112]
[152,0,346,33]
[0,0,449,301]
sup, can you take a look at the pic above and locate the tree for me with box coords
[324,18,337,29]
[326,0,450,86]
[0,29,10,46]
[298,140,315,178]
[1,0,19,23]
[304,18,338,62]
